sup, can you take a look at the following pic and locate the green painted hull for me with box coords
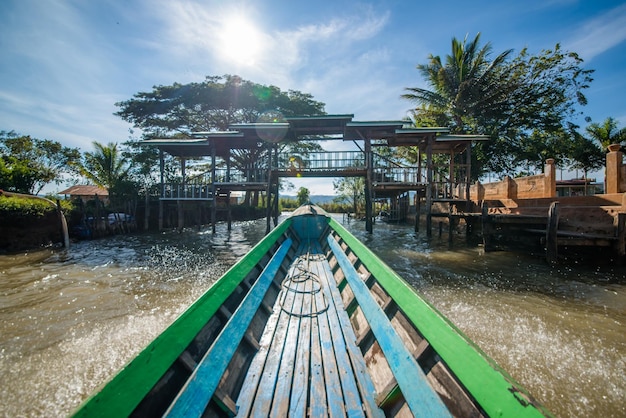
[73,207,551,417]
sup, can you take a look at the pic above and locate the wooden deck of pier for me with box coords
[422,195,626,263]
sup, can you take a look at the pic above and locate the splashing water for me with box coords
[0,216,624,417]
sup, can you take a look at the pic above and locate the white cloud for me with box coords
[565,3,626,61]
[151,0,392,93]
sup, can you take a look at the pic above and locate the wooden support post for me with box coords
[227,191,232,231]
[546,201,559,264]
[195,203,202,230]
[143,190,150,231]
[177,200,184,231]
[449,150,454,199]
[266,146,274,234]
[178,157,186,231]
[273,178,279,227]
[425,137,433,237]
[158,200,163,231]
[364,137,373,233]
[448,204,454,245]
[481,201,491,250]
[414,192,420,233]
[211,144,217,233]
[614,213,625,257]
[465,143,472,202]
[159,149,164,231]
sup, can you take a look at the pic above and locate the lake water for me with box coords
[0,215,624,417]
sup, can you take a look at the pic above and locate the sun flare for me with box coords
[218,15,263,65]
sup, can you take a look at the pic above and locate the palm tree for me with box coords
[80,141,130,192]
[586,117,626,150]
[402,33,513,133]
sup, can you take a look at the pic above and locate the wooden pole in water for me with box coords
[414,192,420,232]
[546,201,559,263]
[614,212,625,257]
[159,150,164,231]
[56,199,69,248]
[465,143,472,202]
[448,203,454,244]
[481,200,491,250]
[94,194,100,238]
[211,145,217,233]
[227,191,232,231]
[178,158,186,231]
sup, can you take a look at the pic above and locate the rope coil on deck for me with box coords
[278,253,329,317]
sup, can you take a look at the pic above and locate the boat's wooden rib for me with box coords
[72,205,551,418]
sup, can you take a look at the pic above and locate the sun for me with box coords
[217,15,264,66]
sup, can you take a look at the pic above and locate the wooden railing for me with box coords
[373,167,424,184]
[275,151,365,171]
[162,184,213,200]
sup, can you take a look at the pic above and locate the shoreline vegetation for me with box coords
[0,192,69,252]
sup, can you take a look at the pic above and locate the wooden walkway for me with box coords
[235,239,383,417]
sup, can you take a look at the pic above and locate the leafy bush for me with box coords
[0,195,57,217]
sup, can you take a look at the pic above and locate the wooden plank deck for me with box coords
[236,239,383,417]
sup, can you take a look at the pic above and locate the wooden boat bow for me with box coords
[73,205,551,417]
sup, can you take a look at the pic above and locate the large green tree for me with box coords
[115,75,326,134]
[116,75,326,204]
[0,131,80,194]
[403,34,594,177]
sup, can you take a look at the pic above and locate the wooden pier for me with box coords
[142,115,487,234]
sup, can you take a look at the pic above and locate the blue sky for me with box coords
[1,0,625,194]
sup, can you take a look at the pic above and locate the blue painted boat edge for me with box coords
[326,216,552,418]
[328,235,451,417]
[165,238,293,417]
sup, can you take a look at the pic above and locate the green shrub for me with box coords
[0,195,57,217]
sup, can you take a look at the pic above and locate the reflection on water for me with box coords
[0,216,624,417]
